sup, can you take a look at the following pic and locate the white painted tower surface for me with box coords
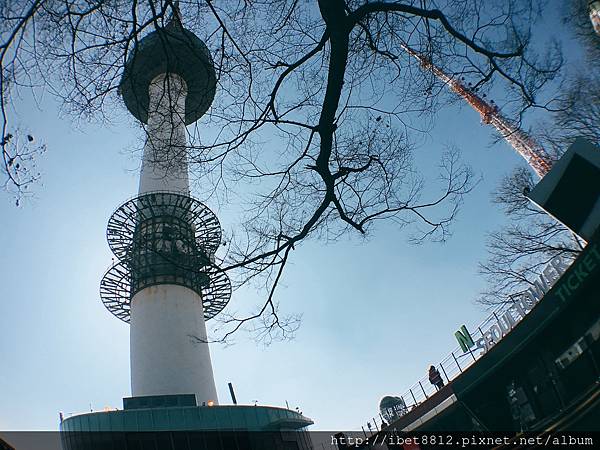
[130,73,218,404]
[100,13,228,409]
[138,74,190,196]
[130,284,217,403]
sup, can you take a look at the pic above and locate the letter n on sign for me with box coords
[455,325,475,352]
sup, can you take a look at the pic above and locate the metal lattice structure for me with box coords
[107,192,222,259]
[402,43,554,178]
[100,191,231,323]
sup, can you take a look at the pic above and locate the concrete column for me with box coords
[130,285,218,404]
[138,73,190,195]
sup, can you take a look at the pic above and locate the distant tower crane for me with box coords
[400,43,554,178]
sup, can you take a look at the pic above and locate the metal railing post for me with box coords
[409,388,417,406]
[440,362,450,383]
[419,381,428,398]
[468,345,477,361]
[452,351,462,373]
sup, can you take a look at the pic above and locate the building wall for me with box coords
[371,231,600,437]
[60,405,314,450]
[453,237,600,431]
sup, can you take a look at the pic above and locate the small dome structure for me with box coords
[379,396,407,424]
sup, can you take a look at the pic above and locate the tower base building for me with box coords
[60,395,313,450]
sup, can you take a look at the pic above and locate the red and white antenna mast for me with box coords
[401,44,553,178]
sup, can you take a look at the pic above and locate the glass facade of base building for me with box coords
[60,396,313,450]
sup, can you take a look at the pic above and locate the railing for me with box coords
[359,267,569,436]
[361,339,480,436]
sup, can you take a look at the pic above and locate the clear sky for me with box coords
[0,4,580,432]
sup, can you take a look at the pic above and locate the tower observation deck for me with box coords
[99,12,229,405]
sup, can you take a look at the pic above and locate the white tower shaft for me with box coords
[139,73,190,195]
[129,72,219,405]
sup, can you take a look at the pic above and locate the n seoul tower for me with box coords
[100,5,228,405]
[60,5,313,449]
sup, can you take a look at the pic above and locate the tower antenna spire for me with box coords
[401,43,553,178]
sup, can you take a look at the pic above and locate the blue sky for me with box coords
[0,4,580,432]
